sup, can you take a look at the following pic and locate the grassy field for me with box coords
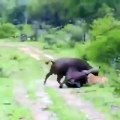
[0,78,32,120]
[78,86,120,120]
[17,41,120,120]
[0,47,37,120]
[1,41,120,120]
[23,41,120,119]
[45,45,120,120]
[0,44,87,120]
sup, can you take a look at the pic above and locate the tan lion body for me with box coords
[87,73,108,85]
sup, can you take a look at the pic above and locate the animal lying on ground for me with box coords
[87,73,108,86]
[44,58,92,86]
[60,68,99,88]
[64,68,88,88]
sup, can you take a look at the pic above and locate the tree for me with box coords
[28,0,69,26]
[90,13,120,40]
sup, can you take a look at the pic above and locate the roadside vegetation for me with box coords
[0,47,40,120]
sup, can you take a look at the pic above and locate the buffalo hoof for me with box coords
[59,85,63,88]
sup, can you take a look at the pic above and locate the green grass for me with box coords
[53,47,78,58]
[2,41,119,120]
[42,45,120,120]
[0,47,42,81]
[46,87,87,120]
[26,81,38,101]
[9,107,33,120]
[26,41,78,58]
[0,46,43,120]
[0,77,33,120]
[73,84,120,120]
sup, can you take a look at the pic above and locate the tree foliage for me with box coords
[24,0,120,26]
[0,22,18,38]
[1,0,120,26]
[85,15,120,64]
[90,15,119,40]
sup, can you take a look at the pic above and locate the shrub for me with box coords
[64,24,84,42]
[75,41,90,60]
[22,24,33,35]
[90,15,119,41]
[43,27,75,49]
[83,15,120,95]
[0,23,18,38]
[85,28,120,64]
[84,15,120,64]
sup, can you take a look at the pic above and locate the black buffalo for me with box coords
[44,57,93,87]
[63,68,99,88]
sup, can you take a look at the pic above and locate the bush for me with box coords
[108,70,120,95]
[75,41,90,60]
[90,15,119,41]
[83,15,120,64]
[85,28,120,64]
[42,27,75,49]
[0,23,18,38]
[82,15,120,95]
[22,24,33,35]
[64,24,84,42]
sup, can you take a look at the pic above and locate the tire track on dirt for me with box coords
[19,46,106,120]
[14,81,57,120]
[46,78,106,120]
[12,46,58,120]
[19,46,54,61]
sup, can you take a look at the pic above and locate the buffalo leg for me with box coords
[59,78,67,88]
[44,72,52,85]
[59,68,74,88]
[74,82,81,88]
[57,75,63,85]
[60,79,81,88]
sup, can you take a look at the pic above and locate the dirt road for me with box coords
[19,45,106,120]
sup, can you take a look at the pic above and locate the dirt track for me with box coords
[19,45,106,120]
[1,44,106,120]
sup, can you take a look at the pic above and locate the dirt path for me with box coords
[19,46,106,120]
[19,46,55,61]
[14,80,57,120]
[45,78,105,120]
[13,46,58,120]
